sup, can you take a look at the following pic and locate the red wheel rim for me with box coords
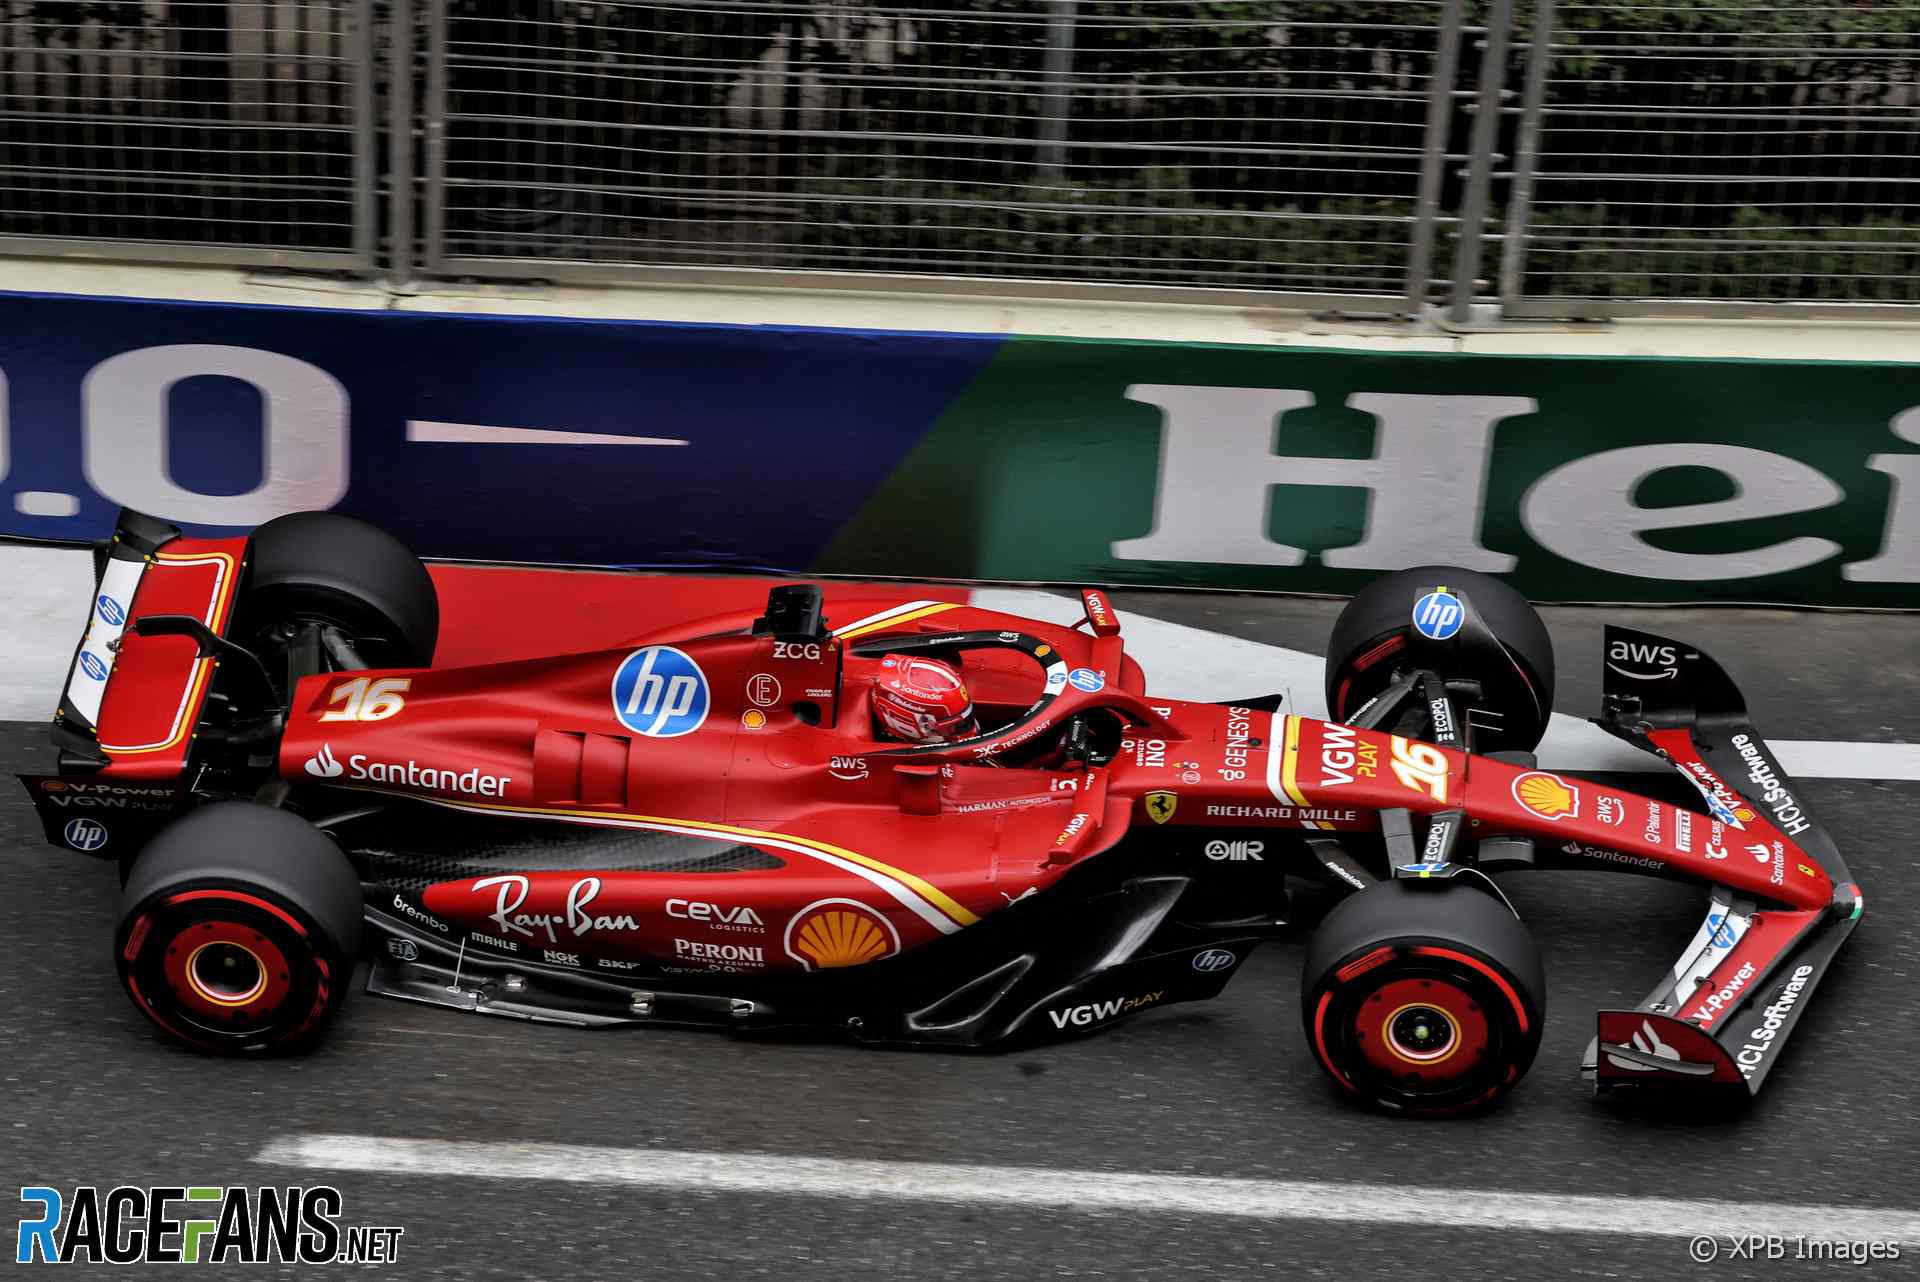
[1354,976,1490,1085]
[160,919,293,1023]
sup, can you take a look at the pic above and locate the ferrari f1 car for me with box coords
[21,509,1864,1116]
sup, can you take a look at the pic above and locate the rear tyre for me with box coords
[1324,565,1554,755]
[1302,881,1544,1118]
[237,511,438,669]
[115,802,363,1055]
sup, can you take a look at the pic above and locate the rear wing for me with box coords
[20,509,248,857]
[53,509,183,748]
[1586,624,1863,1102]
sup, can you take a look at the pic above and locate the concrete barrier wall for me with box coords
[2,280,1917,606]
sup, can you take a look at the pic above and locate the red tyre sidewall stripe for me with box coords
[1411,945,1530,1035]
[1310,990,1356,1091]
[162,889,310,939]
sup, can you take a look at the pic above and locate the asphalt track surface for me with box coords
[5,585,1917,1280]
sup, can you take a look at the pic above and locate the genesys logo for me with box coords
[612,646,710,738]
[15,1184,402,1265]
[304,744,510,797]
[1047,990,1165,1029]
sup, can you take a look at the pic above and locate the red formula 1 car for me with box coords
[21,510,1863,1116]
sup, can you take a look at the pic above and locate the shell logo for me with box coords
[1512,770,1580,821]
[784,898,901,971]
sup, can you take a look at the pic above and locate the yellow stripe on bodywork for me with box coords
[374,791,980,930]
[101,550,241,755]
[1279,715,1333,832]
[834,602,961,641]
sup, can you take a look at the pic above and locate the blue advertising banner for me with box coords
[6,287,1919,606]
[0,290,1005,568]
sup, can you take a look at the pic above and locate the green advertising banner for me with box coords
[819,339,1920,608]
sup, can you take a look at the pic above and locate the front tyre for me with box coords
[1302,881,1544,1117]
[1324,565,1554,755]
[115,803,363,1055]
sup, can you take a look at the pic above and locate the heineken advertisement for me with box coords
[2,290,1917,606]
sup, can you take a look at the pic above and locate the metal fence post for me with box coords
[351,0,377,270]
[1446,0,1514,325]
[422,0,448,275]
[389,0,415,288]
[1036,0,1078,185]
[1404,0,1466,319]
[1498,0,1556,310]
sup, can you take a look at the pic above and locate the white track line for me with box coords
[1,547,1912,780]
[975,588,1920,780]
[257,1135,1920,1245]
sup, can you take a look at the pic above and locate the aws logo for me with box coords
[1607,638,1680,681]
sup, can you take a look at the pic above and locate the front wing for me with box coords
[1587,625,1862,1101]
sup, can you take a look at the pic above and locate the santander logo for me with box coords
[304,743,344,778]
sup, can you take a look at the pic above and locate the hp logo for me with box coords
[1705,912,1736,949]
[78,652,109,682]
[64,818,109,852]
[1066,668,1106,694]
[1411,590,1464,641]
[96,595,125,626]
[612,646,710,738]
[1192,948,1236,973]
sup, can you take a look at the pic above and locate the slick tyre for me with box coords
[116,803,362,1055]
[1324,565,1554,755]
[238,511,438,668]
[1302,881,1544,1118]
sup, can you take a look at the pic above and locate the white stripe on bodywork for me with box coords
[1667,888,1751,1011]
[831,600,944,637]
[406,794,963,935]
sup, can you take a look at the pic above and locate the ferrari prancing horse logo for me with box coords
[1145,791,1178,825]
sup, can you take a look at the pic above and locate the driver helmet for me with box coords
[872,654,976,743]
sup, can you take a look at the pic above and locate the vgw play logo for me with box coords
[16,1185,404,1265]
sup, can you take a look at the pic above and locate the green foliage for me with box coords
[1520,205,1920,302]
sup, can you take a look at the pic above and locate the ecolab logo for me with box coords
[1688,960,1757,1022]
[307,744,511,797]
[1048,991,1164,1029]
